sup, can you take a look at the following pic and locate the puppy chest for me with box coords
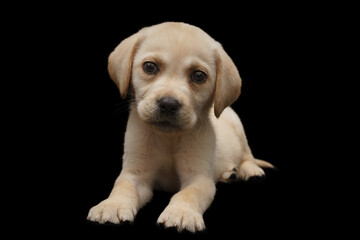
[152,138,183,191]
[154,163,180,192]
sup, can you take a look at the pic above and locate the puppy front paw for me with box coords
[157,205,205,233]
[87,198,137,224]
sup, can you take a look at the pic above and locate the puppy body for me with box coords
[88,22,273,232]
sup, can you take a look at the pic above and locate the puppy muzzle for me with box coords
[152,97,182,129]
[157,97,181,115]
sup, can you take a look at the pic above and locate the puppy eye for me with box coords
[191,71,207,83]
[143,61,158,75]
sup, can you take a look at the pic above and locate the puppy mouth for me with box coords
[149,116,181,130]
[137,98,194,132]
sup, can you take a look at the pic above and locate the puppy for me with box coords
[87,22,274,232]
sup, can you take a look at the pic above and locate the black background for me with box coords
[16,3,330,239]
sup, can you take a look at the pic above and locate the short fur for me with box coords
[88,22,273,232]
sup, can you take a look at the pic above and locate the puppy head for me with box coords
[108,22,241,133]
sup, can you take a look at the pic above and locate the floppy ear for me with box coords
[108,31,143,99]
[214,44,242,118]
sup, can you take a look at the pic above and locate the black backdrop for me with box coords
[28,5,317,239]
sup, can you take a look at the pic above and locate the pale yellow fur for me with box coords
[87,22,273,232]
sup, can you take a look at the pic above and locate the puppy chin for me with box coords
[151,118,196,134]
[138,111,196,134]
[149,120,183,133]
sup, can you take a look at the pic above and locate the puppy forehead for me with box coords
[138,23,216,62]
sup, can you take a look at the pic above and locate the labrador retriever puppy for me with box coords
[87,22,274,232]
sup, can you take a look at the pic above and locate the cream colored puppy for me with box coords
[87,22,273,232]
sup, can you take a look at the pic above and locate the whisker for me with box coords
[112,98,136,116]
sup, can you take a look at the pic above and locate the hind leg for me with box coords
[220,160,265,182]
[238,160,265,181]
[219,147,274,182]
[218,150,267,182]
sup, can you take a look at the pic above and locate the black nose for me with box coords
[157,97,181,114]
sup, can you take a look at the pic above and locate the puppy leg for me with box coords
[157,175,215,232]
[87,172,153,224]
[239,160,265,181]
[238,145,273,181]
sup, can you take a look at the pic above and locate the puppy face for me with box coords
[132,25,217,132]
[108,22,242,133]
